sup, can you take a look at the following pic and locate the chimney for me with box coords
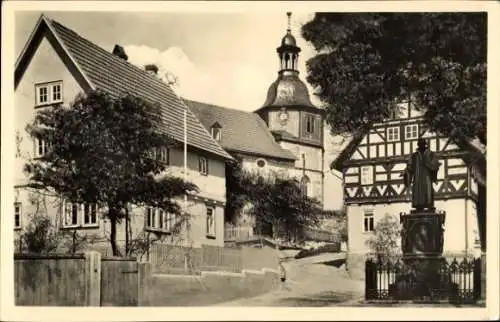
[145,64,159,76]
[112,44,128,61]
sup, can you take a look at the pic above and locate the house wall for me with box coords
[15,34,85,187]
[346,198,481,279]
[14,30,226,250]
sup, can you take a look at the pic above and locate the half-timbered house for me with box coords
[331,103,485,278]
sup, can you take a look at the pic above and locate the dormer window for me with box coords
[210,122,222,141]
[35,81,63,107]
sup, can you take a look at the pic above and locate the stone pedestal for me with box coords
[389,210,458,301]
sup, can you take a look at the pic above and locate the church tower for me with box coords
[255,12,325,205]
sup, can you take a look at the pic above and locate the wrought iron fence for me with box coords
[365,256,482,304]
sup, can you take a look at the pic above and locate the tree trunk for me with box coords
[109,210,121,257]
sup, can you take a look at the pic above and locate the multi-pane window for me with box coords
[363,211,374,232]
[52,83,62,102]
[149,147,170,164]
[38,86,48,104]
[83,204,98,225]
[34,137,51,158]
[63,202,98,227]
[206,206,216,237]
[387,126,400,142]
[199,157,208,175]
[360,166,373,185]
[405,124,418,140]
[145,206,176,232]
[14,202,22,229]
[35,81,63,106]
[158,147,169,164]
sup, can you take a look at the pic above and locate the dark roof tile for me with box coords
[184,99,297,161]
[46,17,232,161]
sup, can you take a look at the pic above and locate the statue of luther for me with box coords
[402,138,441,212]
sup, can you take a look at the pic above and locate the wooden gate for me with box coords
[100,257,138,306]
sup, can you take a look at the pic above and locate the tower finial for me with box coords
[286,12,292,32]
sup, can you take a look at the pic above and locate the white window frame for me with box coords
[63,201,99,228]
[206,206,216,238]
[363,210,374,233]
[387,126,400,142]
[158,147,170,164]
[405,124,419,140]
[14,202,22,229]
[199,156,209,175]
[145,206,176,233]
[34,137,51,158]
[82,203,98,226]
[211,127,221,141]
[360,166,374,185]
[35,81,63,106]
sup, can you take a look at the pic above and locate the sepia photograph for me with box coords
[1,1,498,321]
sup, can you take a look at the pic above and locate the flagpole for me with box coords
[166,73,189,246]
[184,100,189,245]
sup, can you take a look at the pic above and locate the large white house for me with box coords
[14,14,234,253]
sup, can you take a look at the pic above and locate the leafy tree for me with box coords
[365,213,401,258]
[225,162,322,242]
[21,214,60,253]
[224,160,253,224]
[248,174,322,242]
[24,90,198,256]
[302,13,486,145]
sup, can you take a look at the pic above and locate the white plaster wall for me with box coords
[347,199,477,255]
[14,32,227,248]
[15,35,84,186]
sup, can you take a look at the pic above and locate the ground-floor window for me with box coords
[63,202,98,228]
[145,206,177,233]
[206,206,216,238]
[363,210,374,232]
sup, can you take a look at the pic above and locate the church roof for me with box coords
[259,72,318,111]
[15,15,233,162]
[184,99,297,161]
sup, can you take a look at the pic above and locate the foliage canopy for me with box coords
[302,13,486,144]
[25,90,198,256]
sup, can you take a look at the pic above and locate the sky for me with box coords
[15,11,323,111]
[15,10,345,210]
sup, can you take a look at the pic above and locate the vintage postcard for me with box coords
[1,0,499,321]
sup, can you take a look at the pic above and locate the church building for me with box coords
[185,13,326,239]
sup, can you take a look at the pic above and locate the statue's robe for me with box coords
[404,149,440,210]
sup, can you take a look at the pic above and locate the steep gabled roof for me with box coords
[184,99,297,161]
[15,15,232,161]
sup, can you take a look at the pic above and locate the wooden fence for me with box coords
[224,225,253,241]
[15,253,87,306]
[15,252,140,306]
[147,243,279,275]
